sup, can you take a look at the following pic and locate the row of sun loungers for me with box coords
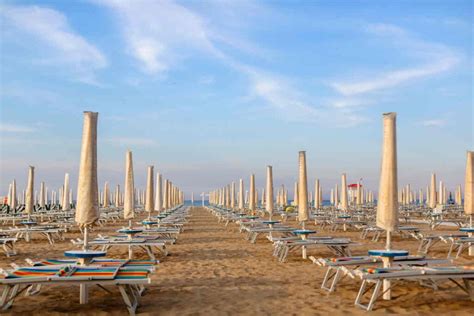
[0,205,192,314]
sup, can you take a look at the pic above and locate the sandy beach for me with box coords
[0,206,472,315]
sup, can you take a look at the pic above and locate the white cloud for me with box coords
[248,70,320,122]
[419,119,447,127]
[0,123,35,133]
[330,23,461,96]
[95,0,221,74]
[1,4,107,84]
[104,137,157,147]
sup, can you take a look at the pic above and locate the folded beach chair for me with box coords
[0,265,151,315]
[353,265,474,311]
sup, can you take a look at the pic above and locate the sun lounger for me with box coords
[309,255,451,293]
[353,266,474,311]
[273,238,354,262]
[72,238,167,260]
[0,265,151,315]
[25,258,158,271]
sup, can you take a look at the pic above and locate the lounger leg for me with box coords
[118,285,138,316]
[355,280,382,311]
[2,284,20,310]
[80,284,89,304]
[0,286,10,308]
[464,279,473,301]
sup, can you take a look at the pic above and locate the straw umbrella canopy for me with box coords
[340,174,348,211]
[266,166,274,219]
[297,151,309,224]
[75,111,100,240]
[62,173,70,211]
[123,150,135,222]
[249,174,256,214]
[145,166,154,217]
[25,166,34,218]
[376,112,399,249]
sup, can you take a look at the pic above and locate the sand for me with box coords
[1,206,473,315]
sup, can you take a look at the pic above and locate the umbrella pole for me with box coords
[301,221,307,259]
[383,230,392,300]
[469,215,473,256]
[83,226,88,251]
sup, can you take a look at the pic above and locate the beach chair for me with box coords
[0,265,151,315]
[353,266,474,311]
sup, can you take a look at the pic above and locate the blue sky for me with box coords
[0,0,472,198]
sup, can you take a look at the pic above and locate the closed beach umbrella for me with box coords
[25,166,34,217]
[155,172,162,212]
[266,166,274,219]
[429,173,437,208]
[39,182,45,208]
[231,182,236,209]
[103,182,109,208]
[465,151,473,217]
[314,179,320,209]
[75,111,100,232]
[293,181,298,206]
[238,179,244,210]
[340,174,348,211]
[63,173,70,211]
[376,112,399,249]
[123,150,134,221]
[145,166,154,217]
[249,174,256,213]
[356,181,362,206]
[163,179,168,210]
[10,180,17,211]
[297,151,309,223]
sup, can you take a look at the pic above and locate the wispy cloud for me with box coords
[330,23,461,96]
[418,119,447,127]
[246,70,321,122]
[0,123,35,133]
[95,0,223,74]
[104,137,157,147]
[1,4,107,84]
